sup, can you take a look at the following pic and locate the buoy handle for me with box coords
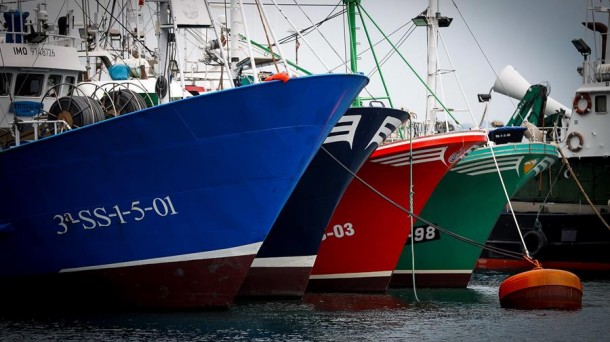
[524,256,543,269]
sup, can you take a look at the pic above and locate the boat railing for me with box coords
[0,30,79,48]
[12,119,71,147]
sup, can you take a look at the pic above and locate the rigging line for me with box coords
[254,0,280,74]
[450,0,518,112]
[331,20,415,74]
[558,147,610,230]
[357,5,460,125]
[342,1,347,73]
[318,144,529,261]
[49,0,69,27]
[359,28,415,103]
[289,0,345,63]
[102,0,117,49]
[365,24,415,79]
[93,0,155,55]
[437,30,477,128]
[276,7,345,44]
[487,142,531,259]
[407,121,419,301]
[535,159,565,220]
[269,0,330,71]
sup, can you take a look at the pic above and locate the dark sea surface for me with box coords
[0,271,608,341]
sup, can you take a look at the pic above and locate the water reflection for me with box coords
[303,292,409,311]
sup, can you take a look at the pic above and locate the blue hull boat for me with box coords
[237,106,409,299]
[0,73,368,310]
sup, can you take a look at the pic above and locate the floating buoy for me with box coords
[499,268,583,310]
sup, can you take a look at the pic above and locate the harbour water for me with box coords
[0,271,607,341]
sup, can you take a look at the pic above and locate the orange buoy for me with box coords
[499,268,583,310]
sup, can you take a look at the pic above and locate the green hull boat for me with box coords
[390,142,559,288]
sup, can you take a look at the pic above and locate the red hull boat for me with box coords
[307,131,488,293]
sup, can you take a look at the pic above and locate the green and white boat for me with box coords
[390,140,559,288]
[387,0,566,288]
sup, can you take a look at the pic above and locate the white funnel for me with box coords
[493,65,571,116]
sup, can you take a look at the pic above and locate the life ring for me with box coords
[566,131,584,152]
[573,93,591,115]
[523,230,547,256]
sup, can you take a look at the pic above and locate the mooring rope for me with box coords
[319,144,531,264]
[557,147,610,230]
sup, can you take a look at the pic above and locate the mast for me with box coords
[414,0,452,134]
[425,0,439,135]
[156,1,171,103]
[344,0,361,107]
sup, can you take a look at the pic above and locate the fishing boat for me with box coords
[307,130,488,293]
[389,2,561,288]
[237,106,409,299]
[391,141,559,288]
[303,0,488,294]
[235,0,411,299]
[0,0,368,310]
[477,2,610,276]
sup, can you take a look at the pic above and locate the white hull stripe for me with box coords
[60,242,263,273]
[392,269,472,275]
[531,156,556,176]
[309,270,392,280]
[250,255,316,268]
[371,147,447,167]
[451,156,523,176]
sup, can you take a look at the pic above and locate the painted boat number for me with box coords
[53,196,178,235]
[321,223,355,241]
[406,225,440,244]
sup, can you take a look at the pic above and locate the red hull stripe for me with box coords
[477,258,610,271]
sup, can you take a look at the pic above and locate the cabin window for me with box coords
[64,76,76,95]
[46,75,62,97]
[0,73,11,96]
[14,73,45,97]
[595,95,607,113]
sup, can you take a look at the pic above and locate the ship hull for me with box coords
[237,107,409,298]
[307,131,488,293]
[0,74,368,309]
[391,143,559,288]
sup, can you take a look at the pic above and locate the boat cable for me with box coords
[449,0,518,112]
[319,144,536,266]
[557,147,610,230]
[269,0,331,72]
[357,4,460,127]
[487,141,532,260]
[92,0,156,55]
[533,159,565,229]
[254,0,289,75]
[407,122,420,302]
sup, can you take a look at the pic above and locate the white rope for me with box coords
[237,0,260,83]
[487,141,530,258]
[292,0,345,65]
[437,30,478,128]
[254,0,292,76]
[408,122,420,302]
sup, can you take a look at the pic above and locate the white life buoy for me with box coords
[573,93,592,115]
[566,131,584,152]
